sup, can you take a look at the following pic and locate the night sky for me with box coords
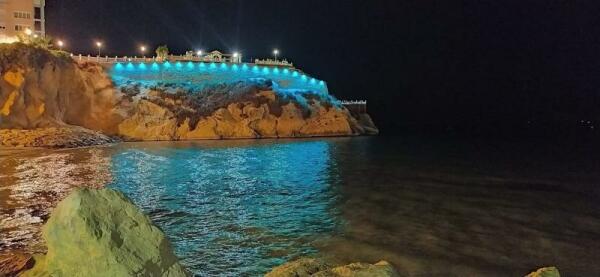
[46,0,600,135]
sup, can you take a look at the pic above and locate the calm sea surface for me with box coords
[1,136,600,276]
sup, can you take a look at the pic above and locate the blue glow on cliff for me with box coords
[109,62,329,95]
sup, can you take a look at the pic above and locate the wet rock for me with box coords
[313,261,399,277]
[0,126,117,148]
[265,258,331,277]
[20,188,190,277]
[265,258,399,277]
[0,252,34,276]
[525,267,560,277]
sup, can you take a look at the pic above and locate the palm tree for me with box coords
[155,45,169,61]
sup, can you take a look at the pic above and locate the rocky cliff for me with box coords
[0,44,377,147]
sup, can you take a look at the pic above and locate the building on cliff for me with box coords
[0,0,45,43]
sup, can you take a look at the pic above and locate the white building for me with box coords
[0,0,45,43]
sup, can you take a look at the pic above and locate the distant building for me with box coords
[201,50,242,63]
[0,0,45,43]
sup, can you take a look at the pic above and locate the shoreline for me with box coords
[0,126,375,149]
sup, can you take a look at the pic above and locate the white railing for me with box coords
[340,100,367,105]
[254,58,294,67]
[70,54,243,64]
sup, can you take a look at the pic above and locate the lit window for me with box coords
[13,12,31,19]
[14,25,29,31]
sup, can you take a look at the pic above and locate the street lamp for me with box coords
[140,45,147,57]
[57,40,64,51]
[196,50,203,56]
[233,52,240,62]
[95,41,103,57]
[24,28,32,36]
[273,49,279,60]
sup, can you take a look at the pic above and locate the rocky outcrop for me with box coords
[0,43,125,133]
[525,267,560,277]
[118,90,365,141]
[265,258,399,277]
[20,188,189,277]
[0,44,377,147]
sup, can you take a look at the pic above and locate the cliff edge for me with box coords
[0,44,377,147]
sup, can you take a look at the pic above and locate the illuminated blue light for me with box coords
[115,63,124,71]
[273,68,280,74]
[164,61,172,68]
[210,62,217,69]
[151,62,159,71]
[292,71,299,77]
[187,62,194,69]
[232,64,239,71]
[283,68,289,74]
[242,64,249,70]
[310,78,316,84]
[199,62,206,69]
[176,62,183,69]
[220,63,227,70]
[301,75,308,81]
[319,80,325,86]
[262,67,270,74]
[126,62,135,71]
[138,63,147,70]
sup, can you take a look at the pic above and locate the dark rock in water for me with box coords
[20,188,190,277]
[265,258,331,277]
[265,258,399,277]
[525,267,560,277]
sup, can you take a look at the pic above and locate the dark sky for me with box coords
[46,0,600,135]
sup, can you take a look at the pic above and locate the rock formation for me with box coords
[525,267,560,277]
[265,258,399,277]
[20,188,190,277]
[0,44,377,147]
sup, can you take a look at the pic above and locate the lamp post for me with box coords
[140,45,147,58]
[273,49,279,61]
[57,40,64,51]
[233,52,240,63]
[24,28,32,36]
[96,41,103,57]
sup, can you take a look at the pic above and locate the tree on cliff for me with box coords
[156,45,169,61]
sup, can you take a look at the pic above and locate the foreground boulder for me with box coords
[21,188,189,277]
[265,258,399,277]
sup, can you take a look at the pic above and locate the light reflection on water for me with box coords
[1,137,600,276]
[0,148,111,252]
[107,140,342,276]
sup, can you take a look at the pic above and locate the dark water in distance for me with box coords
[2,136,600,276]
